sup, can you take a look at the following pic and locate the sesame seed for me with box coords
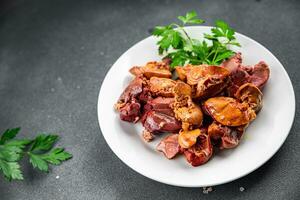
[239,187,245,192]
[56,175,60,179]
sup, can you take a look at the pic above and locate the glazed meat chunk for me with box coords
[203,97,256,126]
[149,77,176,97]
[176,65,230,99]
[130,61,172,79]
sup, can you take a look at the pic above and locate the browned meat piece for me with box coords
[183,133,213,166]
[193,66,230,99]
[221,52,242,73]
[142,111,181,134]
[157,134,181,159]
[178,128,204,148]
[129,61,172,79]
[114,76,144,122]
[203,97,256,126]
[187,65,228,85]
[176,65,230,99]
[172,82,203,130]
[235,83,263,112]
[208,121,245,149]
[175,64,194,82]
[194,76,228,100]
[142,130,155,142]
[173,80,192,96]
[149,77,176,97]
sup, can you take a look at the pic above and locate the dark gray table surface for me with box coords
[0,0,299,199]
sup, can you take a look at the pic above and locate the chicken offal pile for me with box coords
[114,53,270,167]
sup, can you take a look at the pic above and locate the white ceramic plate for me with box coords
[97,26,295,187]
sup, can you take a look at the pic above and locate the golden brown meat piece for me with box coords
[172,82,203,130]
[178,128,204,149]
[235,83,263,112]
[130,61,172,79]
[175,64,194,81]
[176,65,230,99]
[203,97,256,126]
[193,66,230,99]
[149,77,176,97]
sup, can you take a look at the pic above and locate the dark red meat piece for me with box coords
[208,121,245,149]
[143,97,174,116]
[242,61,270,89]
[115,76,144,122]
[119,100,141,123]
[118,76,143,104]
[227,67,250,96]
[221,52,242,73]
[221,53,270,96]
[142,111,181,134]
[183,133,213,166]
[138,86,153,103]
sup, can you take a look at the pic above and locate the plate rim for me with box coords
[97,26,296,187]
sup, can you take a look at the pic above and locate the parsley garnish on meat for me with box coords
[0,128,72,181]
[152,11,241,67]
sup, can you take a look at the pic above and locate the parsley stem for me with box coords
[205,50,215,61]
[172,23,193,45]
[212,48,219,64]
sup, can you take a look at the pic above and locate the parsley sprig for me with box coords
[0,128,72,181]
[153,11,241,67]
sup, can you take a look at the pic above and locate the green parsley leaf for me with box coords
[157,29,183,53]
[186,11,197,20]
[168,50,188,67]
[152,11,241,67]
[0,128,72,181]
[0,160,23,180]
[214,50,235,64]
[0,145,23,162]
[152,26,171,36]
[178,11,204,25]
[41,148,73,165]
[177,16,187,24]
[28,153,49,172]
[0,127,21,144]
[30,134,58,152]
[188,19,205,24]
[28,148,72,172]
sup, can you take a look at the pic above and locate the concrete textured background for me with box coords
[0,0,299,199]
